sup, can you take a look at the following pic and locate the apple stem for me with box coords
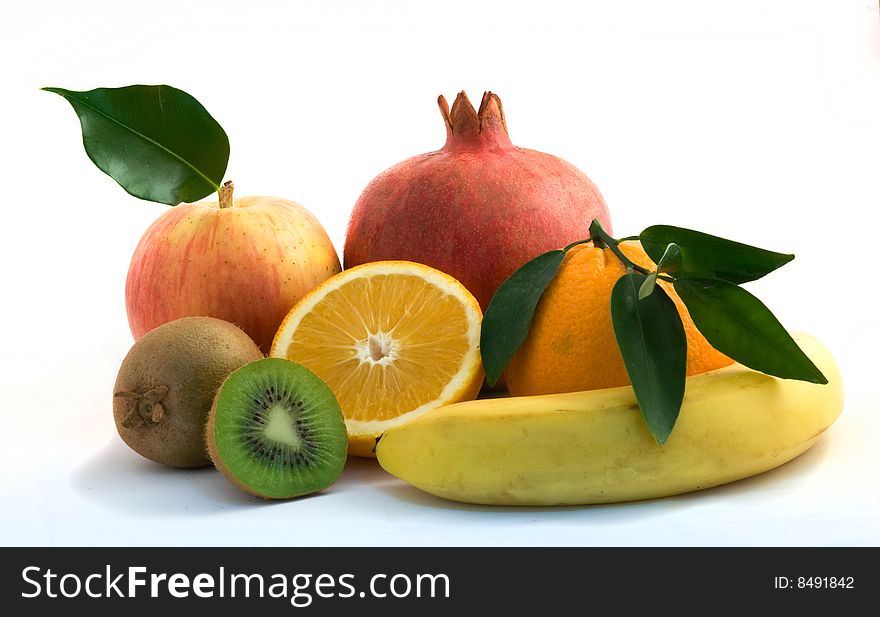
[219,180,234,209]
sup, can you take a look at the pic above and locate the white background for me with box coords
[1,0,878,546]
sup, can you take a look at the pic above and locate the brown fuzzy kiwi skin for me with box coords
[113,317,262,468]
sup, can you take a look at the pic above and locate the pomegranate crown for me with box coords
[438,91,512,149]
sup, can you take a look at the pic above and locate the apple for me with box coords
[125,182,340,352]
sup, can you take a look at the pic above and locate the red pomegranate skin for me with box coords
[344,91,612,310]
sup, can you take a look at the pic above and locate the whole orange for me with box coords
[504,241,733,396]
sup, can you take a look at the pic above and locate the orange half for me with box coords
[270,261,484,456]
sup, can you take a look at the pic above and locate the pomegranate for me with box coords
[344,91,612,310]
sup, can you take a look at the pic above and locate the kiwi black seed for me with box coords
[207,358,348,499]
[113,317,263,468]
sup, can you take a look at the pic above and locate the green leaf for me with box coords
[640,225,793,284]
[44,85,229,205]
[611,273,687,445]
[481,250,567,386]
[674,278,827,384]
[637,243,679,300]
[638,271,658,300]
[656,242,682,274]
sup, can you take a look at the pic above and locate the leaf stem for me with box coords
[588,219,652,276]
[219,180,234,209]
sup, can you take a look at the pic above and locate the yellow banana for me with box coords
[375,333,843,505]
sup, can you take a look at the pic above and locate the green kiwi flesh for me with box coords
[207,358,348,499]
[113,316,262,468]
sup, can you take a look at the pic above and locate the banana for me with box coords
[375,333,843,505]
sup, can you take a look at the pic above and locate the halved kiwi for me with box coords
[207,358,348,499]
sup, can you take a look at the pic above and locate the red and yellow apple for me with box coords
[125,183,341,352]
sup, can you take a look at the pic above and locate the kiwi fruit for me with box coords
[207,358,348,499]
[113,316,262,468]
